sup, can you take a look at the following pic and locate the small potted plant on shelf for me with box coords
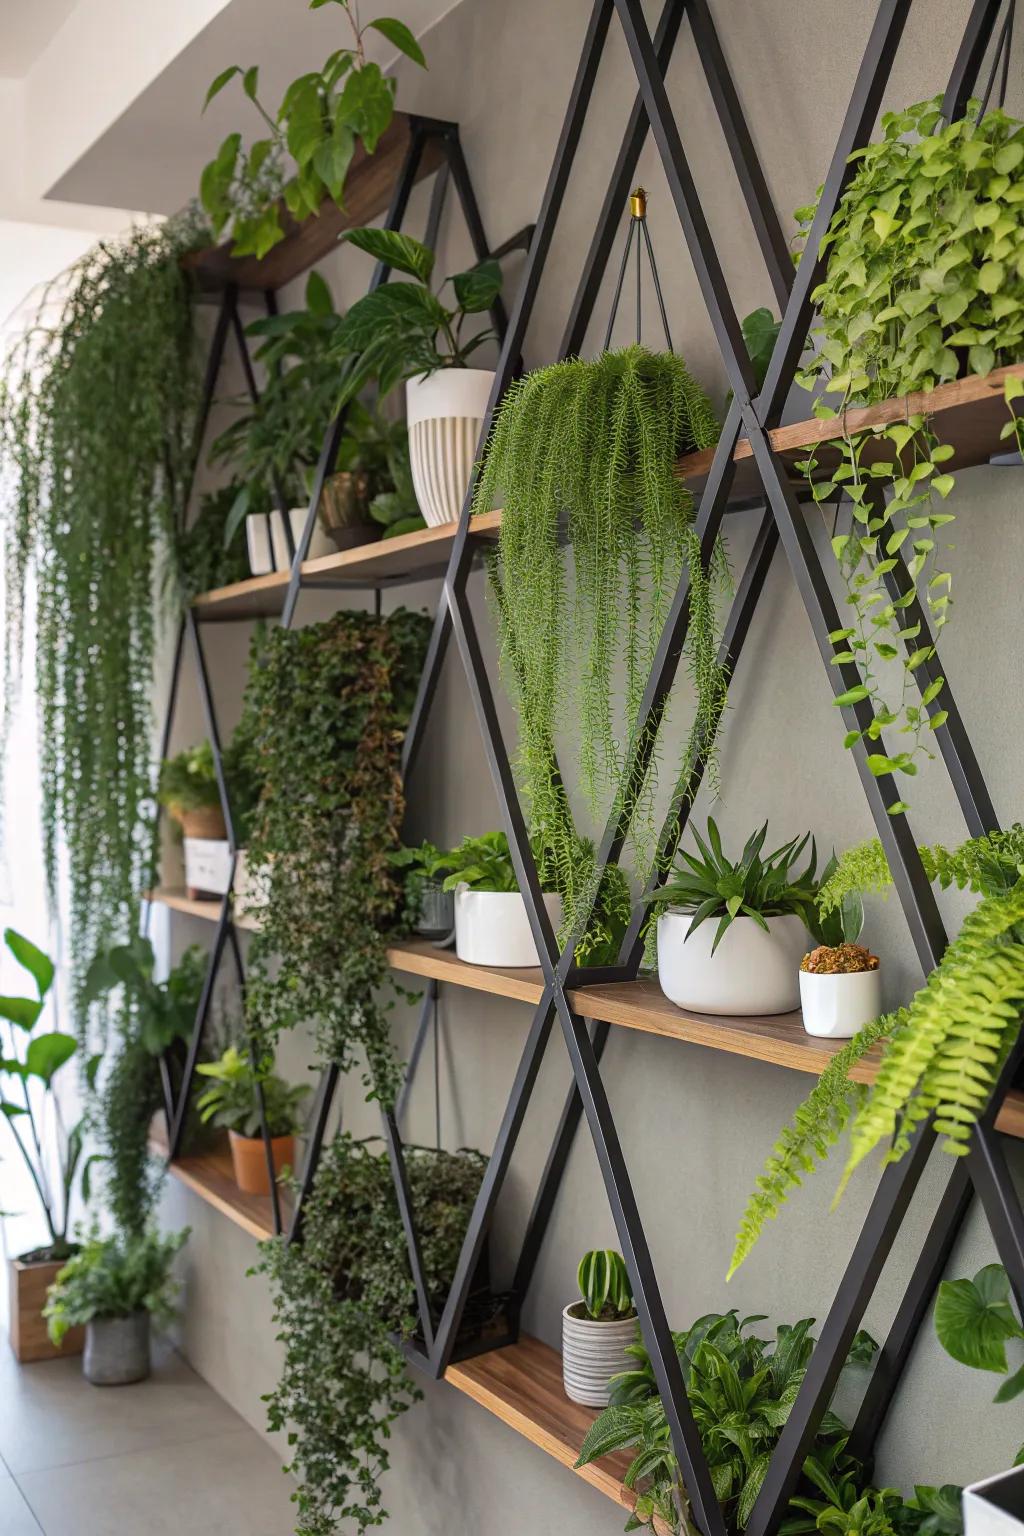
[799,865,881,1038]
[434,831,561,968]
[647,819,822,1016]
[195,1043,309,1195]
[330,228,503,528]
[562,1248,637,1408]
[158,741,229,898]
[389,840,455,940]
[1,929,94,1363]
[44,1225,189,1386]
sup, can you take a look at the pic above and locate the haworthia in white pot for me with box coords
[562,1249,637,1408]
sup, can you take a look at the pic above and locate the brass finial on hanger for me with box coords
[603,188,672,352]
[629,186,647,219]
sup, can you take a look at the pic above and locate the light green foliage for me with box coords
[241,610,430,1105]
[577,1311,875,1535]
[258,1133,485,1536]
[195,1043,309,1138]
[0,220,202,1032]
[728,1012,900,1278]
[433,830,521,893]
[0,929,99,1259]
[577,1249,634,1321]
[157,741,221,815]
[473,346,722,953]
[795,98,1024,792]
[200,7,426,258]
[818,829,1024,915]
[935,1263,1024,1462]
[45,1225,188,1344]
[337,404,424,537]
[787,1472,963,1536]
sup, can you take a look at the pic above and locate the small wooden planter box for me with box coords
[9,1255,84,1363]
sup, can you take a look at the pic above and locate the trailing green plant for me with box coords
[257,1132,486,1536]
[818,828,1024,914]
[157,741,222,816]
[0,929,100,1262]
[0,217,203,1030]
[241,609,430,1103]
[472,346,723,953]
[576,1249,635,1321]
[432,830,524,892]
[200,5,426,258]
[195,1042,309,1138]
[935,1262,1024,1461]
[177,482,250,600]
[577,1309,876,1535]
[793,97,1024,796]
[45,1224,189,1345]
[330,227,502,402]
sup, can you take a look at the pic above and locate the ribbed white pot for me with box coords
[405,368,494,527]
[454,888,562,968]
[963,1465,1024,1536]
[799,967,882,1038]
[561,1304,637,1407]
[657,911,806,1015]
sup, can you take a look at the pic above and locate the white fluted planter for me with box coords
[799,967,882,1038]
[562,1304,637,1407]
[657,911,807,1016]
[406,368,494,527]
[453,888,562,968]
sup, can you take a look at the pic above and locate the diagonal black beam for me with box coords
[443,130,510,338]
[287,1064,339,1245]
[942,0,1003,120]
[168,896,231,1160]
[381,1108,435,1354]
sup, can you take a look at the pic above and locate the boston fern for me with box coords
[257,1133,486,1536]
[0,217,202,1033]
[240,609,430,1105]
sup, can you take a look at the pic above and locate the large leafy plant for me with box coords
[258,1133,486,1536]
[472,346,722,949]
[195,1043,309,1138]
[935,1262,1024,1462]
[241,609,430,1104]
[0,218,202,1029]
[794,97,1024,796]
[45,1225,189,1344]
[200,3,426,259]
[0,930,98,1262]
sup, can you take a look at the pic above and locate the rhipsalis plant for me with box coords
[0,218,202,1032]
[473,346,722,941]
[795,97,1024,801]
[240,609,430,1104]
[200,3,426,259]
[258,1134,486,1536]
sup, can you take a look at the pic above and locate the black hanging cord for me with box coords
[602,187,674,351]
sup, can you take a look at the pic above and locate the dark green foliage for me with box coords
[257,1133,485,1536]
[241,609,431,1103]
[935,1264,1024,1434]
[157,741,221,815]
[177,483,250,599]
[434,830,522,892]
[0,219,203,1031]
[45,1225,188,1344]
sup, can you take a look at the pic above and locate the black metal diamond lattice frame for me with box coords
[153,7,1024,1533]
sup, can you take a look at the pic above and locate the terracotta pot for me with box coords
[228,1130,295,1195]
[9,1253,85,1363]
[171,803,226,841]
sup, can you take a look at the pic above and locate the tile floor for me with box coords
[0,1336,296,1535]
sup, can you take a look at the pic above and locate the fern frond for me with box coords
[818,827,1024,916]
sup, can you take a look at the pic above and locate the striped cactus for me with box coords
[577,1249,633,1320]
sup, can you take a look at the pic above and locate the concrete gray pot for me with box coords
[562,1303,637,1407]
[83,1310,151,1386]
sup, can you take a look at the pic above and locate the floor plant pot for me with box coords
[183,836,232,899]
[964,1465,1024,1536]
[9,1255,84,1363]
[561,1303,637,1407]
[657,911,806,1015]
[454,888,562,968]
[799,967,882,1039]
[84,1311,150,1386]
[406,368,494,527]
[228,1129,295,1195]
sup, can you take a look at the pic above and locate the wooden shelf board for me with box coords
[146,886,258,931]
[676,366,1024,495]
[147,892,1024,1141]
[150,1124,288,1241]
[182,115,447,293]
[446,1333,670,1534]
[191,509,503,618]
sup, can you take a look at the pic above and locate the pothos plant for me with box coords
[729,827,1024,1277]
[201,2,426,259]
[935,1262,1024,1463]
[240,609,430,1104]
[795,97,1024,805]
[257,1133,486,1536]
[0,216,203,1031]
[472,346,723,946]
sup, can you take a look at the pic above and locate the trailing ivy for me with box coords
[257,1134,486,1536]
[473,346,722,940]
[0,218,203,1030]
[241,609,430,1104]
[795,97,1024,799]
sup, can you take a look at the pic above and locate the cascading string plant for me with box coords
[794,96,1024,810]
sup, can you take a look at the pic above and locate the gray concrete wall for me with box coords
[159,1,1024,1530]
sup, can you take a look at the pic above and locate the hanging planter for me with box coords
[406,367,495,526]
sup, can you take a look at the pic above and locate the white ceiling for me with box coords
[0,0,78,78]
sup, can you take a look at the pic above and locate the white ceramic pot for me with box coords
[454,887,562,968]
[561,1303,637,1408]
[269,508,332,570]
[799,966,882,1039]
[183,837,232,898]
[964,1465,1024,1536]
[246,512,273,576]
[656,911,807,1015]
[405,368,494,527]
